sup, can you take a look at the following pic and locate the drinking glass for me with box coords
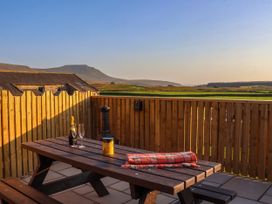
[78,123,85,148]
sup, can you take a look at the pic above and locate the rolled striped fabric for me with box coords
[122,151,199,169]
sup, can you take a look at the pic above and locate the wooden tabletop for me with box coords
[22,137,221,195]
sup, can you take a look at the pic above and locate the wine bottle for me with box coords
[69,116,77,146]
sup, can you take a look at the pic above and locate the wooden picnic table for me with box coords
[22,137,221,204]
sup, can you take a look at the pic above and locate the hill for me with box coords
[0,63,181,87]
[207,81,272,87]
[37,65,119,84]
[0,63,33,71]
[38,65,181,86]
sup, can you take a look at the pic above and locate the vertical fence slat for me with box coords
[160,100,166,151]
[61,93,66,136]
[26,91,33,172]
[78,91,83,123]
[241,103,250,176]
[184,101,191,151]
[64,93,69,136]
[0,91,2,178]
[21,93,28,175]
[125,99,131,147]
[37,94,42,141]
[111,98,116,140]
[58,92,63,137]
[129,99,135,147]
[50,93,56,138]
[144,99,150,150]
[177,101,184,152]
[14,96,22,177]
[116,99,121,143]
[249,103,259,177]
[41,92,46,140]
[166,100,172,151]
[191,101,197,153]
[197,101,204,159]
[31,92,38,169]
[258,104,268,179]
[8,92,16,177]
[2,91,10,177]
[149,99,155,151]
[233,103,242,174]
[45,92,51,138]
[218,102,226,165]
[154,99,160,151]
[139,100,145,149]
[172,100,178,152]
[93,96,99,140]
[225,103,234,172]
[211,102,218,162]
[54,92,60,138]
[121,99,126,145]
[268,104,272,180]
[204,102,211,160]
[89,97,94,138]
[75,92,80,125]
[88,92,92,136]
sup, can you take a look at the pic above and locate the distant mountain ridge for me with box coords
[0,63,181,87]
[0,63,33,71]
[207,81,272,87]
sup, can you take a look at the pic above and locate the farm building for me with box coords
[0,71,98,96]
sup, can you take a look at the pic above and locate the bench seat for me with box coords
[0,178,61,204]
[191,183,237,204]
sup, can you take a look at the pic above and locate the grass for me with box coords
[91,83,272,100]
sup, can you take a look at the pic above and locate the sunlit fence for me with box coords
[90,96,272,181]
[0,90,94,178]
[1,92,271,181]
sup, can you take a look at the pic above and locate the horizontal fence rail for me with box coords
[90,96,272,181]
[0,90,94,178]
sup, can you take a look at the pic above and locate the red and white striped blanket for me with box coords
[122,151,199,169]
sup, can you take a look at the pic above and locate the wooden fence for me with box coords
[90,96,272,181]
[0,90,94,178]
[1,92,272,181]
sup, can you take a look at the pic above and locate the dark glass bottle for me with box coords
[69,116,77,146]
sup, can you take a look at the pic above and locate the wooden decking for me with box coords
[21,161,272,204]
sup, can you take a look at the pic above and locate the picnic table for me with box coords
[22,137,221,204]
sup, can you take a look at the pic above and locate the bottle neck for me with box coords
[70,123,76,131]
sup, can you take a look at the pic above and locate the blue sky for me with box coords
[0,0,272,84]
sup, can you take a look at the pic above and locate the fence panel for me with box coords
[90,96,272,181]
[1,93,272,181]
[0,90,93,178]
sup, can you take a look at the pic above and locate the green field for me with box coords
[92,83,272,100]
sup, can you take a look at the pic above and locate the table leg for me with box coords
[177,188,202,204]
[88,173,109,197]
[28,154,108,197]
[29,155,53,188]
[130,184,158,204]
[39,171,109,197]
